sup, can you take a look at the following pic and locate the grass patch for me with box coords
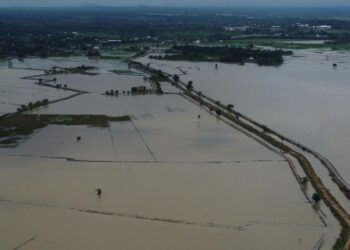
[109,69,145,76]
[64,65,99,75]
[204,39,350,51]
[0,114,130,146]
[100,55,123,60]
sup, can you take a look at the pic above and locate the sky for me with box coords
[0,0,349,7]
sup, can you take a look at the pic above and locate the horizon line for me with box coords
[1,5,350,8]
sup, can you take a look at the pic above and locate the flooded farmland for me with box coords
[0,56,344,249]
[138,49,350,180]
[138,50,350,210]
[0,69,73,114]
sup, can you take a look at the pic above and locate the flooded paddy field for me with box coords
[43,72,148,93]
[0,156,339,250]
[138,50,350,206]
[0,69,73,114]
[12,56,133,72]
[0,56,343,249]
[24,94,281,163]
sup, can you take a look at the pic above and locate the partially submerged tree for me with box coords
[173,74,179,82]
[226,104,234,112]
[301,177,308,185]
[312,193,321,203]
[186,81,193,90]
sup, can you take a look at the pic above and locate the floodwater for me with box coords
[138,49,350,183]
[0,156,338,250]
[0,69,73,114]
[12,56,133,72]
[0,56,342,249]
[44,72,147,93]
[27,94,281,163]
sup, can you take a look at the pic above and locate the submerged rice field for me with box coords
[0,56,344,249]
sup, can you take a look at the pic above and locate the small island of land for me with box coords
[149,45,293,66]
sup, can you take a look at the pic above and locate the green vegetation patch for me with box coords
[64,65,99,75]
[0,114,130,147]
[205,39,350,51]
[109,69,145,76]
[151,45,292,66]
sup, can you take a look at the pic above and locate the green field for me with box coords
[0,114,131,146]
[204,39,350,50]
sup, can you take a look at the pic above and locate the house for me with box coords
[131,86,147,94]
[313,25,332,31]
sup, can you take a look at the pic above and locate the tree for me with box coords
[301,177,308,185]
[187,81,193,90]
[312,193,321,203]
[87,49,101,57]
[157,70,163,78]
[173,74,179,82]
[226,104,234,111]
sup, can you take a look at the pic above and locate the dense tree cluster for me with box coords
[16,99,49,113]
[153,45,292,66]
[0,32,98,58]
[0,7,349,58]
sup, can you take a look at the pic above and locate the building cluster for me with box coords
[296,23,332,30]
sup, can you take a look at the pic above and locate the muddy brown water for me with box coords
[0,56,343,249]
